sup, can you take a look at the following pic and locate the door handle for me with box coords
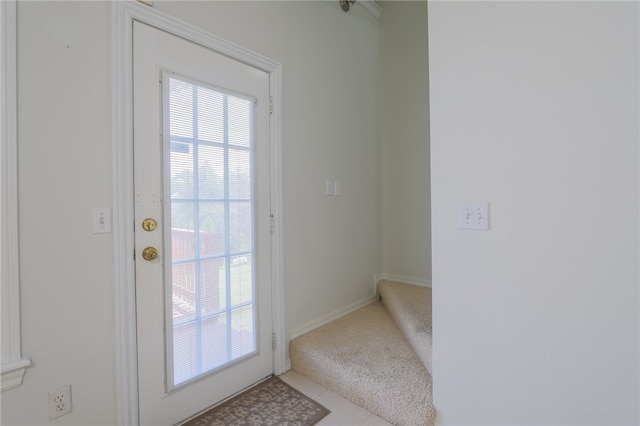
[142,247,158,261]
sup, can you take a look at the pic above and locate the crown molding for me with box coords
[358,1,382,20]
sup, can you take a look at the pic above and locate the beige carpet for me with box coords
[378,280,433,376]
[290,301,435,426]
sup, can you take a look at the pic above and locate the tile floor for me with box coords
[279,370,393,426]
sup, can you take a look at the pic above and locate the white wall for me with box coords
[429,2,639,424]
[0,2,381,424]
[379,1,430,284]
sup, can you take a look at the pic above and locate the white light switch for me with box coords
[92,208,112,234]
[325,181,334,196]
[334,181,342,196]
[459,203,489,230]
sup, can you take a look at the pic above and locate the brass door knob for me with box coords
[142,247,158,261]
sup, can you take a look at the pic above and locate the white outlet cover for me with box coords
[49,384,72,420]
[459,203,489,230]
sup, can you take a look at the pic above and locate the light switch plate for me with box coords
[325,180,335,196]
[459,203,489,230]
[334,181,342,196]
[92,207,112,234]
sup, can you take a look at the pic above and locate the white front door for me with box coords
[133,21,273,425]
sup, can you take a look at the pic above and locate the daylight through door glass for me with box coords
[164,74,256,388]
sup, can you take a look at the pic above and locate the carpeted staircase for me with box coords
[289,280,434,426]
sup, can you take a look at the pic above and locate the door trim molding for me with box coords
[112,3,285,424]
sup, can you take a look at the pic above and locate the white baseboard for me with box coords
[289,294,379,341]
[376,273,432,289]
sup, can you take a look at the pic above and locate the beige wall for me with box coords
[379,1,431,284]
[429,2,639,424]
[2,2,116,425]
[2,2,382,424]
[152,0,382,340]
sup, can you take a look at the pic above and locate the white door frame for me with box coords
[111,3,285,424]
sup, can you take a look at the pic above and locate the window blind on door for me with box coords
[165,74,257,388]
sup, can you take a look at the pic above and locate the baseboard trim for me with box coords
[376,274,432,288]
[289,294,378,341]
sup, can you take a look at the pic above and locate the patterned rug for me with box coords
[180,376,330,426]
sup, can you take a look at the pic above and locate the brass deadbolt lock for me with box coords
[142,247,158,261]
[142,218,157,232]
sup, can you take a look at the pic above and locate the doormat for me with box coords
[180,376,330,426]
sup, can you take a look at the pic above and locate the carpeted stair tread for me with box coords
[378,280,433,375]
[290,301,435,426]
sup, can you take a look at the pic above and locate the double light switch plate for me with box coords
[459,203,489,230]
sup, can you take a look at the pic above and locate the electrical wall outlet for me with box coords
[48,385,72,420]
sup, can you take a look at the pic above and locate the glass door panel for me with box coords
[165,73,257,389]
